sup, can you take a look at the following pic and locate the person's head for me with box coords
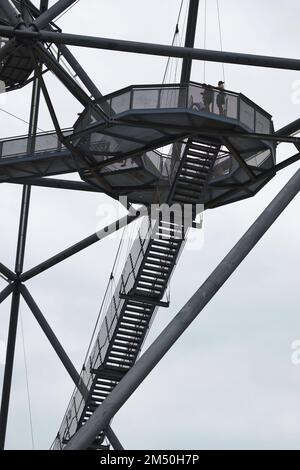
[218,81,225,89]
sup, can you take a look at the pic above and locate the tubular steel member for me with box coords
[2,25,300,71]
[0,285,14,304]
[65,167,300,450]
[9,177,104,193]
[180,0,199,84]
[1,25,300,72]
[0,263,17,282]
[33,0,78,30]
[0,43,42,449]
[0,285,21,449]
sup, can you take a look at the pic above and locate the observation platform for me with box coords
[0,82,276,208]
[70,81,276,206]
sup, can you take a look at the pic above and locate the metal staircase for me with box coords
[52,136,220,449]
[170,137,221,204]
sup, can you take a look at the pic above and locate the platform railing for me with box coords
[88,216,153,370]
[0,128,72,159]
[96,82,272,135]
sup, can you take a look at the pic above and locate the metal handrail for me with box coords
[94,81,272,122]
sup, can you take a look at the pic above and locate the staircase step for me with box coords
[122,312,151,321]
[189,143,219,152]
[178,175,207,184]
[116,330,143,339]
[124,305,152,313]
[144,260,172,268]
[107,356,134,365]
[180,169,208,178]
[114,338,141,346]
[149,243,178,253]
[185,155,211,162]
[134,287,162,297]
[94,383,115,391]
[109,351,135,360]
[187,150,214,159]
[117,331,144,341]
[182,164,208,173]
[152,238,182,246]
[147,253,175,261]
[140,275,166,284]
[110,344,139,354]
[119,317,147,327]
[140,272,168,282]
[126,299,154,308]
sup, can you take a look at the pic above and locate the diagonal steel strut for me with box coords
[0,263,17,282]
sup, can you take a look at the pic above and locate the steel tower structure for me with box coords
[0,0,299,450]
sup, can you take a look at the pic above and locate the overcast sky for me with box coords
[0,0,300,450]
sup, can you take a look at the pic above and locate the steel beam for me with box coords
[20,208,147,282]
[35,43,103,111]
[15,185,31,275]
[9,177,103,193]
[58,44,102,100]
[0,51,42,449]
[65,167,300,450]
[33,32,300,71]
[0,263,17,282]
[2,25,300,72]
[0,285,20,449]
[33,0,78,30]
[105,426,124,451]
[0,284,14,304]
[276,118,300,138]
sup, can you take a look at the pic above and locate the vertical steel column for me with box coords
[0,53,42,450]
[15,67,41,275]
[180,0,200,84]
[0,286,21,449]
[65,168,300,449]
[15,186,31,276]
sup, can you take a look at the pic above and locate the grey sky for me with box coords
[0,0,300,450]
